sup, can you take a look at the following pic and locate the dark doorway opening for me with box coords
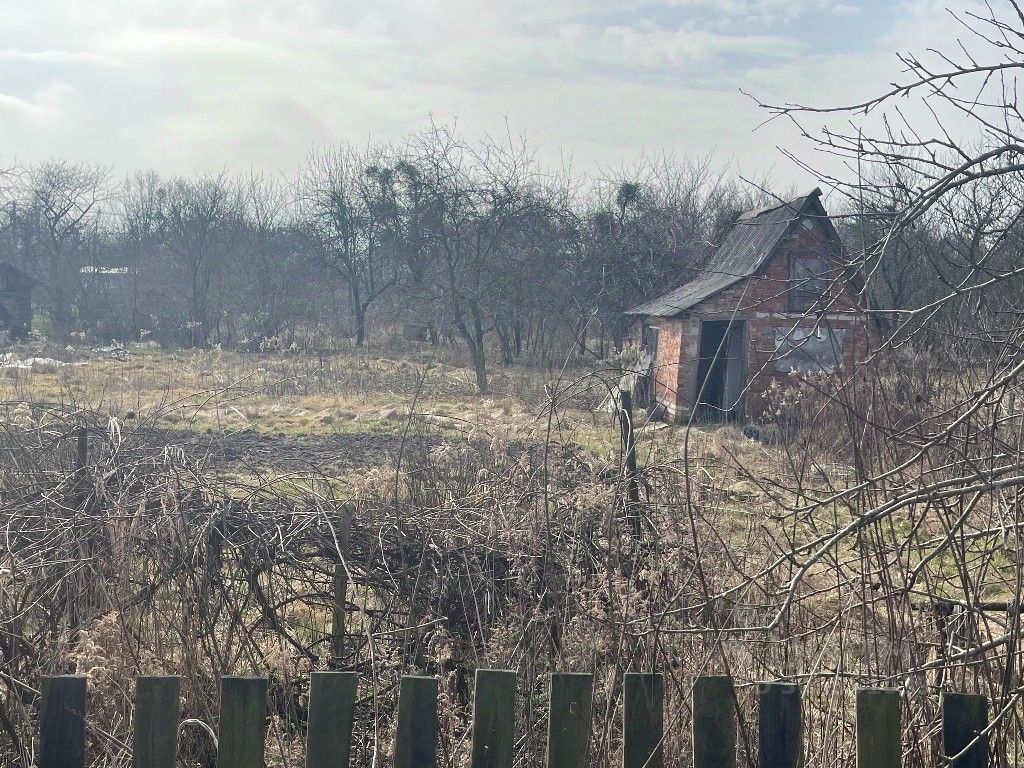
[695,320,745,420]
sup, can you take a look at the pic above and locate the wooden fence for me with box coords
[36,671,990,768]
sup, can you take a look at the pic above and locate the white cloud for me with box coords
[0,49,120,66]
[598,25,800,68]
[0,0,983,191]
[0,81,80,125]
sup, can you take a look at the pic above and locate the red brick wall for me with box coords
[645,218,873,421]
[632,317,686,416]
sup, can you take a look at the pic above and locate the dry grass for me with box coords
[0,342,608,449]
[3,344,1023,767]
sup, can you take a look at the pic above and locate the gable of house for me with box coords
[626,190,872,422]
[626,188,843,319]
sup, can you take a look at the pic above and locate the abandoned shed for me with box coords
[0,261,32,341]
[626,189,871,422]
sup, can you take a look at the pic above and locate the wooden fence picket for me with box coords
[39,675,87,768]
[758,682,801,768]
[394,675,439,768]
[133,676,181,768]
[470,669,516,768]
[623,673,663,768]
[216,676,268,768]
[942,692,988,768]
[856,688,900,768]
[693,676,735,768]
[547,673,593,768]
[30,668,1002,768]
[306,671,358,768]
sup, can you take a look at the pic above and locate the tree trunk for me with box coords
[349,282,365,346]
[472,312,488,393]
[190,263,206,348]
[496,323,514,364]
[456,324,488,393]
[453,305,489,393]
[472,345,488,393]
[355,305,367,347]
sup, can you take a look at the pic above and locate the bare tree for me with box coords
[400,125,554,392]
[108,170,166,338]
[233,172,321,347]
[158,173,235,347]
[576,155,755,352]
[10,161,109,336]
[755,2,1024,321]
[299,146,398,346]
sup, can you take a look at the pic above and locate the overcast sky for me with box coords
[0,0,983,189]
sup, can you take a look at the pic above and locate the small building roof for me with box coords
[80,265,130,276]
[626,188,833,318]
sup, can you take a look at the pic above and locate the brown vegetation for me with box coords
[7,4,1024,767]
[2,340,1024,767]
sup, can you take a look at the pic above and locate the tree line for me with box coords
[0,125,768,390]
[4,120,1019,390]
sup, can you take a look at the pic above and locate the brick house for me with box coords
[626,189,871,422]
[0,261,32,340]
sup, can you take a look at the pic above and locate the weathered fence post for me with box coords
[330,513,351,670]
[216,676,268,768]
[623,673,663,768]
[306,671,358,768]
[693,676,736,768]
[547,673,593,768]
[470,669,516,768]
[856,688,900,768]
[133,676,181,768]
[758,682,801,768]
[942,692,988,768]
[39,675,87,768]
[330,563,347,668]
[619,388,641,534]
[394,676,439,768]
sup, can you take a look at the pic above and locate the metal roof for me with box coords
[626,189,825,318]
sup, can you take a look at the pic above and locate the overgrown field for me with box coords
[0,341,631,478]
[3,343,1024,767]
